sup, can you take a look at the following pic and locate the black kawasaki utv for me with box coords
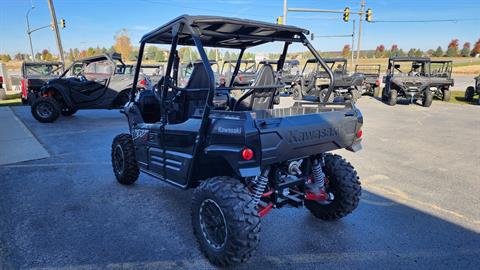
[382,57,433,107]
[111,15,363,267]
[293,57,365,102]
[430,60,454,101]
[465,75,480,104]
[30,53,140,123]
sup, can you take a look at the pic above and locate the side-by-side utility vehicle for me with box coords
[111,15,363,267]
[465,75,480,104]
[31,53,140,123]
[430,60,454,101]
[382,57,433,107]
[293,57,365,102]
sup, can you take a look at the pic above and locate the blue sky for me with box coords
[0,0,479,55]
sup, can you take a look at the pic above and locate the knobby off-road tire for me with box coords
[442,89,451,102]
[292,85,302,100]
[388,89,397,106]
[111,133,139,185]
[305,154,361,220]
[31,96,61,123]
[61,107,77,116]
[465,86,475,102]
[422,91,433,107]
[191,176,260,267]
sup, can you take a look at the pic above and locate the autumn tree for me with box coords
[41,49,53,61]
[461,42,471,57]
[114,29,132,61]
[446,39,459,57]
[0,54,11,62]
[471,38,480,56]
[374,44,385,58]
[86,47,96,57]
[342,44,351,58]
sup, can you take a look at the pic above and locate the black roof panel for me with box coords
[141,15,309,48]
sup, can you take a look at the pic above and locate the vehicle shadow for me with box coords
[1,171,479,270]
[455,96,479,105]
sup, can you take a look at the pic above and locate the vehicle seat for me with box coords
[234,64,276,111]
[136,90,161,123]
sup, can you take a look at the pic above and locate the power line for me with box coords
[372,18,480,23]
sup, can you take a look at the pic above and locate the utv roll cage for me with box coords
[130,15,335,106]
[60,53,125,78]
[430,60,452,78]
[387,57,431,76]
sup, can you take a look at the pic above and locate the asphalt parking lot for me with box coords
[1,97,479,269]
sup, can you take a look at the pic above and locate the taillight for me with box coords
[356,130,363,138]
[21,79,27,97]
[0,76,3,84]
[375,79,380,87]
[238,75,243,82]
[241,147,254,161]
[140,79,146,86]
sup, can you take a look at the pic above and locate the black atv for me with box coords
[382,57,433,107]
[30,53,142,123]
[293,57,365,102]
[111,15,363,267]
[355,64,381,97]
[465,75,480,104]
[430,60,454,102]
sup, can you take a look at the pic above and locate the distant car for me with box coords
[220,59,257,86]
[30,53,139,123]
[293,58,365,102]
[465,75,480,104]
[382,57,433,107]
[355,64,381,96]
[429,60,454,101]
[20,61,63,104]
[0,62,6,100]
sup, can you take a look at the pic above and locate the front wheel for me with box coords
[111,133,139,185]
[442,88,451,102]
[465,86,475,102]
[191,176,260,267]
[387,89,397,106]
[422,91,433,107]
[31,96,61,123]
[305,154,361,220]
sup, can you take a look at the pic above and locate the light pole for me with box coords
[356,0,365,61]
[47,0,65,65]
[283,0,287,24]
[26,5,35,62]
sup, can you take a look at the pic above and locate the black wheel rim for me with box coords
[36,102,53,118]
[199,199,227,249]
[113,145,125,175]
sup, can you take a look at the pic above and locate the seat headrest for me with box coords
[186,63,210,89]
[253,64,275,86]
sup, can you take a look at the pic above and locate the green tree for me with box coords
[461,42,471,57]
[68,48,75,62]
[145,46,158,60]
[155,50,166,62]
[407,48,416,57]
[0,54,11,62]
[41,49,53,61]
[432,46,444,57]
[128,49,139,61]
[86,47,96,57]
[414,48,423,57]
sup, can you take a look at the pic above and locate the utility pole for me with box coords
[351,19,356,68]
[26,5,35,62]
[47,0,65,65]
[283,0,287,24]
[356,0,365,61]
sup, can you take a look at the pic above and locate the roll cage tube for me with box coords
[130,43,145,102]
[302,35,335,104]
[229,48,246,87]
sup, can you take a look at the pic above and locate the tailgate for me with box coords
[256,109,361,164]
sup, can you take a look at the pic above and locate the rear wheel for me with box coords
[31,96,61,123]
[61,107,77,116]
[111,133,139,185]
[465,86,475,102]
[387,89,397,106]
[422,91,433,107]
[442,88,451,102]
[305,154,361,220]
[192,176,260,267]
